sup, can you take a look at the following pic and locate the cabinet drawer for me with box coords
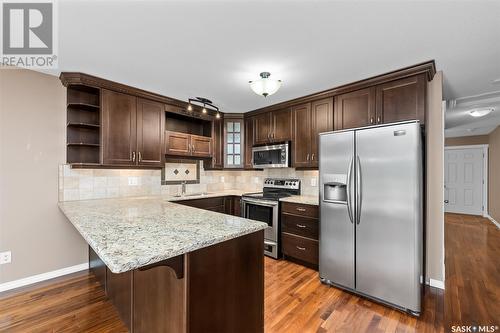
[282,213,318,240]
[282,233,318,266]
[281,202,318,218]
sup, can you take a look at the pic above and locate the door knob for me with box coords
[444,200,449,204]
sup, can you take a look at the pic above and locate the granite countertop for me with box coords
[59,196,267,274]
[280,195,319,206]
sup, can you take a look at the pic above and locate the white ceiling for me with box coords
[48,0,500,114]
[445,91,500,138]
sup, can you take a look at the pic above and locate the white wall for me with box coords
[0,69,88,284]
[425,71,445,284]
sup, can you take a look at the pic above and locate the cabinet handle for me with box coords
[296,224,307,228]
[296,246,306,251]
[272,132,275,139]
[306,154,309,161]
[192,144,195,152]
[132,151,136,162]
[311,153,314,161]
[370,117,375,124]
[296,207,306,212]
[377,116,381,123]
[138,152,142,162]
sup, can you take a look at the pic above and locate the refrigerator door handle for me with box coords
[346,156,354,223]
[356,155,362,224]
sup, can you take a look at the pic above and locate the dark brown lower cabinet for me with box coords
[281,202,319,269]
[90,230,264,333]
[177,196,242,216]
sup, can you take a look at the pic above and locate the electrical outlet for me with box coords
[0,251,11,265]
[220,176,225,183]
[311,178,317,187]
[128,177,139,186]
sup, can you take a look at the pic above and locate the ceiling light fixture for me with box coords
[186,97,220,119]
[469,107,494,117]
[249,72,282,97]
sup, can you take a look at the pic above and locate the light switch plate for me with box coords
[0,251,11,265]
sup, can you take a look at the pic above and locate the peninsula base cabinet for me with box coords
[89,230,264,333]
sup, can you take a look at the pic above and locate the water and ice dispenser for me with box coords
[322,174,348,203]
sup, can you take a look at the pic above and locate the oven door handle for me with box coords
[242,198,279,207]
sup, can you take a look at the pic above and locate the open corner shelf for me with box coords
[66,85,101,165]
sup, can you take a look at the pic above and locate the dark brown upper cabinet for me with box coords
[292,103,312,168]
[375,74,426,124]
[253,112,271,145]
[254,109,292,144]
[165,130,212,158]
[136,98,165,166]
[165,131,191,156]
[191,134,212,157]
[334,87,376,130]
[244,117,254,169]
[310,98,334,167]
[292,98,333,168]
[102,90,164,167]
[271,108,292,142]
[207,117,224,169]
[102,89,138,165]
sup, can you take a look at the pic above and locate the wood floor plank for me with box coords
[0,213,498,332]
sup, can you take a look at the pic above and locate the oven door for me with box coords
[252,144,289,168]
[242,198,279,257]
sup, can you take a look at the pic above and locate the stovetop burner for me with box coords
[242,178,301,201]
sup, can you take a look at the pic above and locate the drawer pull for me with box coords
[296,224,307,228]
[296,207,306,212]
[296,246,306,251]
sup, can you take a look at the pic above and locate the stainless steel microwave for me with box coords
[252,143,289,168]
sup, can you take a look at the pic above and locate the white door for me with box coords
[444,147,484,215]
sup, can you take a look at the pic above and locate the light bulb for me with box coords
[187,103,193,111]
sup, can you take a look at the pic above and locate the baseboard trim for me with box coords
[0,262,89,293]
[426,278,445,290]
[485,214,500,229]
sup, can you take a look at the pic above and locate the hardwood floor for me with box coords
[0,213,497,332]
[444,213,500,329]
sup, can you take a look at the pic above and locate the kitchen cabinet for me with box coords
[102,90,164,167]
[375,74,426,124]
[254,109,292,144]
[165,131,212,158]
[334,74,426,130]
[271,108,292,142]
[136,98,165,166]
[292,98,333,168]
[177,196,242,217]
[310,98,334,167]
[191,134,212,157]
[244,117,254,169]
[102,90,137,165]
[281,202,319,269]
[334,87,376,130]
[291,103,312,168]
[213,118,224,168]
[254,113,271,144]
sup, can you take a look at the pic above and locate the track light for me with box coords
[187,103,193,111]
[202,105,207,114]
[216,112,221,119]
[187,97,219,117]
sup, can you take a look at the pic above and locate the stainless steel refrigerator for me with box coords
[319,121,423,315]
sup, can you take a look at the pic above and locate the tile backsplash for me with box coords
[59,163,319,201]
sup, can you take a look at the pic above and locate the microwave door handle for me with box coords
[346,156,354,224]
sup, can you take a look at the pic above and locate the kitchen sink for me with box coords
[172,192,212,198]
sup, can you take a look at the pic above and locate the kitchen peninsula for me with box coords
[59,196,267,333]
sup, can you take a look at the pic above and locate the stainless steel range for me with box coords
[242,178,301,258]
